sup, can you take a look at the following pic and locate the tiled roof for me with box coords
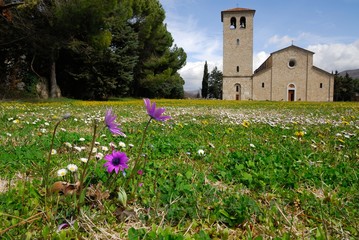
[222,7,255,12]
[221,7,256,21]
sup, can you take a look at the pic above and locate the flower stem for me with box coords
[77,120,98,213]
[124,118,152,189]
[44,118,65,195]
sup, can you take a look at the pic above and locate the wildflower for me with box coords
[57,169,68,177]
[295,131,305,139]
[137,170,143,175]
[143,98,171,121]
[80,158,88,163]
[250,143,255,148]
[104,108,126,136]
[13,119,20,124]
[74,146,82,152]
[51,149,57,155]
[101,146,109,151]
[95,152,104,160]
[92,147,98,153]
[64,142,72,148]
[242,120,250,128]
[67,164,78,172]
[197,149,205,156]
[128,143,134,148]
[79,137,85,142]
[103,151,129,174]
[119,141,126,148]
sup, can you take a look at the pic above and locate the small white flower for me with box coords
[101,146,109,151]
[128,143,134,148]
[95,141,100,146]
[80,158,88,163]
[74,146,82,152]
[67,164,78,172]
[6,133,12,137]
[109,142,117,148]
[13,119,20,124]
[250,143,255,148]
[92,147,98,153]
[57,169,67,177]
[64,142,72,148]
[197,149,205,156]
[44,122,49,126]
[40,128,47,133]
[51,149,57,155]
[119,141,126,148]
[79,138,85,142]
[96,152,104,160]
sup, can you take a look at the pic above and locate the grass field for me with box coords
[0,99,358,239]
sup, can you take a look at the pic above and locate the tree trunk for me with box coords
[50,61,61,98]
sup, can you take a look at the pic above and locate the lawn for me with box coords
[0,99,358,239]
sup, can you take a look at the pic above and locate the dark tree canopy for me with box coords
[201,61,209,98]
[208,66,223,99]
[0,0,187,100]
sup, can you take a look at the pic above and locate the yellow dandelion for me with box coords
[242,120,250,128]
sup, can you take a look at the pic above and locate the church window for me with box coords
[236,66,239,72]
[240,17,246,28]
[288,59,296,68]
[236,85,240,92]
[237,39,240,45]
[320,83,323,88]
[262,82,265,88]
[230,17,236,29]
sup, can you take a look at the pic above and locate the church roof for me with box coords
[221,7,256,22]
[254,45,329,75]
[271,45,314,55]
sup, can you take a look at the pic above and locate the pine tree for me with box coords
[201,61,209,98]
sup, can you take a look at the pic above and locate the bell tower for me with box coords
[221,8,255,100]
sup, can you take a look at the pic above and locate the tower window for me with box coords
[262,82,265,88]
[236,66,239,72]
[320,83,323,88]
[230,17,236,29]
[237,39,240,45]
[240,17,246,28]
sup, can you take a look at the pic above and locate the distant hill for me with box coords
[338,69,359,79]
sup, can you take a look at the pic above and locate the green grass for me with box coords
[0,99,358,239]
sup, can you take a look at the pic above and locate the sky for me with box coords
[159,0,359,91]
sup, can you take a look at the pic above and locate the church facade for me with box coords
[221,8,334,101]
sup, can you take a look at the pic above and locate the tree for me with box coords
[201,61,209,98]
[0,0,187,100]
[334,72,357,101]
[208,66,223,99]
[129,0,186,98]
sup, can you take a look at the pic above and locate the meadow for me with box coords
[0,99,358,239]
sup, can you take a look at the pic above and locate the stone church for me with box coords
[221,7,334,101]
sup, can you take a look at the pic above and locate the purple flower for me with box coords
[143,98,171,121]
[103,151,129,174]
[104,109,125,136]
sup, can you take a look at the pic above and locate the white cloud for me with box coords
[308,39,359,72]
[253,51,270,70]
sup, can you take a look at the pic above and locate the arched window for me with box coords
[240,17,246,28]
[230,17,236,29]
[236,66,239,72]
[236,39,240,45]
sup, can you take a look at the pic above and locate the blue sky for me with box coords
[159,0,359,91]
